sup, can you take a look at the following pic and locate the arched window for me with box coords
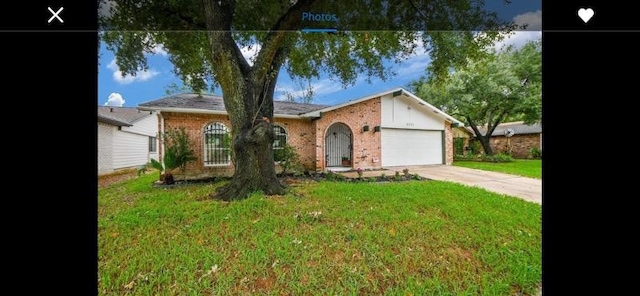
[204,122,231,166]
[273,125,287,162]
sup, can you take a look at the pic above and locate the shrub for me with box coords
[275,144,303,175]
[453,138,465,155]
[151,127,197,183]
[483,153,514,163]
[529,147,542,159]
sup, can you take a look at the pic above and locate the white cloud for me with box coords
[397,55,431,77]
[104,92,125,107]
[491,31,541,52]
[151,43,168,56]
[484,10,542,52]
[514,10,542,31]
[240,44,261,66]
[107,58,160,84]
[106,59,118,71]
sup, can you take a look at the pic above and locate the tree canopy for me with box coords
[410,39,542,155]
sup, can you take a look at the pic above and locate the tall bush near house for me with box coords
[453,138,465,155]
[274,144,302,175]
[529,147,542,159]
[160,127,197,183]
[150,158,165,181]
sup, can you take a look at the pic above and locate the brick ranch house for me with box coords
[137,87,463,180]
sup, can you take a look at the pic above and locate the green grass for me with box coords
[453,159,542,179]
[99,174,541,295]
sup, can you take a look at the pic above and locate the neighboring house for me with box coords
[137,87,463,180]
[98,106,160,175]
[453,126,474,155]
[471,121,542,158]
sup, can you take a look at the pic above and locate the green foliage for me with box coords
[274,144,303,175]
[100,1,516,94]
[325,170,346,182]
[455,151,513,163]
[529,147,542,159]
[161,127,197,175]
[402,168,410,176]
[394,171,402,181]
[147,128,196,184]
[469,140,483,155]
[411,39,541,155]
[482,153,514,163]
[149,158,164,172]
[453,138,465,155]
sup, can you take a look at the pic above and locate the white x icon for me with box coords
[48,7,64,24]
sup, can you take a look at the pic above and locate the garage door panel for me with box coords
[381,129,443,166]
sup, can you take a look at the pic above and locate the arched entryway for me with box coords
[325,122,352,168]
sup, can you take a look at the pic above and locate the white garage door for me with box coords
[381,128,443,166]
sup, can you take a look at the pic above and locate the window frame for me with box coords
[203,122,232,166]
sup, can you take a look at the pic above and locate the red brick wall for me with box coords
[445,122,454,165]
[313,98,382,171]
[161,112,235,179]
[490,133,541,158]
[272,118,316,170]
[160,112,318,179]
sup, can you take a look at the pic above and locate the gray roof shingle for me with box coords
[98,106,154,126]
[474,121,542,136]
[138,93,329,116]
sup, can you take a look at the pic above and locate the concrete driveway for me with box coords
[384,165,542,205]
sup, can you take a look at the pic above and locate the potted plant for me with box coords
[341,156,351,166]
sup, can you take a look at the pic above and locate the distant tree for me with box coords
[100,0,517,200]
[411,39,541,156]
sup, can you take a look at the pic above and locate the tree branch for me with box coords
[201,0,251,79]
[252,0,319,80]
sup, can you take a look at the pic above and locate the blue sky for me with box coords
[98,2,541,108]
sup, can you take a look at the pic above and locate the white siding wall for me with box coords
[110,113,160,170]
[98,122,115,174]
[381,95,444,130]
[112,131,150,169]
[120,113,160,163]
[121,113,158,137]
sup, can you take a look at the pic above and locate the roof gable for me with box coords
[300,87,464,125]
[97,106,153,126]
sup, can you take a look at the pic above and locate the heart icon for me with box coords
[578,8,594,23]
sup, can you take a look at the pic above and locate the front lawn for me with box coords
[453,159,542,179]
[98,174,541,295]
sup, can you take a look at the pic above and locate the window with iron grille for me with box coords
[149,136,157,152]
[204,122,231,166]
[273,125,287,162]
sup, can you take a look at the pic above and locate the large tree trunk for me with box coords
[477,135,494,156]
[212,79,285,201]
[214,121,285,201]
[466,117,496,156]
[201,0,303,201]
